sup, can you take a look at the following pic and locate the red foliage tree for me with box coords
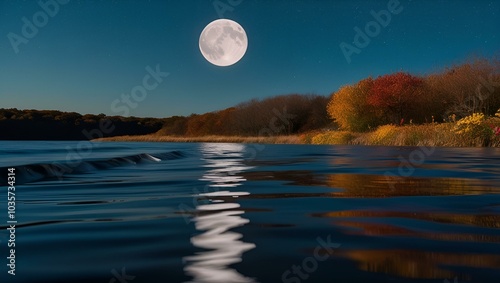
[368,72,425,123]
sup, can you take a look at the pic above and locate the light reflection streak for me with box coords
[184,143,257,283]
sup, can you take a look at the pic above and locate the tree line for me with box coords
[2,58,498,140]
[0,94,331,140]
[157,94,331,136]
[327,58,500,131]
[0,109,164,140]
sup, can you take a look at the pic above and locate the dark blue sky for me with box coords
[1,0,499,117]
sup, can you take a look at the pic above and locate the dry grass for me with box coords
[95,135,303,144]
[311,122,500,147]
[310,131,358,145]
[95,117,500,147]
[351,124,460,146]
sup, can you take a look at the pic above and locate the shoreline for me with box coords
[94,123,500,148]
[94,135,304,144]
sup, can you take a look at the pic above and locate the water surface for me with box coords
[1,141,499,283]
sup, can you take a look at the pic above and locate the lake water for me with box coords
[1,141,500,283]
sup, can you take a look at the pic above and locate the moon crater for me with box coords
[199,19,248,67]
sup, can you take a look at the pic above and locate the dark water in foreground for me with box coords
[1,141,500,283]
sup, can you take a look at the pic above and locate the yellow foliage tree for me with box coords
[327,78,382,132]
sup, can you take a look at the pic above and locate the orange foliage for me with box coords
[368,72,425,123]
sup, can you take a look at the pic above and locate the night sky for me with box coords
[1,0,499,118]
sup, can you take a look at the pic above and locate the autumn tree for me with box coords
[367,72,426,124]
[231,94,330,136]
[426,58,500,119]
[298,95,331,132]
[327,78,381,131]
[212,107,236,135]
[185,113,218,136]
[156,116,188,135]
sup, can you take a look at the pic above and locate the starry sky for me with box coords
[0,0,499,118]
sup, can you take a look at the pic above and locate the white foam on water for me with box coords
[144,154,161,162]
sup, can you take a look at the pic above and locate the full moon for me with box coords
[199,19,248,67]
